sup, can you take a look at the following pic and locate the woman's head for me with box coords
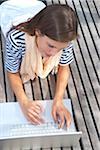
[16,4,78,43]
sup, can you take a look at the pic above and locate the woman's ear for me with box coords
[35,29,42,36]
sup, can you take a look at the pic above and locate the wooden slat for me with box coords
[72,0,100,132]
[85,0,100,37]
[93,0,100,17]
[31,148,41,150]
[63,148,71,150]
[72,144,82,150]
[52,0,60,4]
[47,74,68,100]
[24,80,33,100]
[73,0,100,80]
[68,1,100,149]
[77,24,100,109]
[72,41,100,149]
[47,74,56,99]
[76,29,100,132]
[32,77,43,100]
[68,71,92,150]
[46,0,53,5]
[58,0,67,4]
[39,78,51,100]
[63,148,72,150]
[0,41,6,102]
[42,148,51,150]
[52,148,61,150]
[78,0,100,95]
[1,32,15,102]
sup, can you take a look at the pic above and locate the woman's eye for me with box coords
[48,44,55,48]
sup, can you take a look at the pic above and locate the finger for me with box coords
[67,116,72,128]
[58,113,65,129]
[35,105,44,113]
[65,111,72,128]
[29,114,40,125]
[27,113,40,125]
[28,112,43,125]
[34,102,44,112]
[28,109,44,123]
[31,106,41,115]
[52,109,57,123]
[31,103,42,114]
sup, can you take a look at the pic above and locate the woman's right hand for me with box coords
[7,72,44,124]
[20,100,44,125]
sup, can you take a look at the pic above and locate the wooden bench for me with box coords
[0,0,100,150]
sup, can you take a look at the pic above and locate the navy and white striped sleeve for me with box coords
[59,43,74,65]
[5,30,24,73]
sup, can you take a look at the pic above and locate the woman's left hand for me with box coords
[52,99,72,128]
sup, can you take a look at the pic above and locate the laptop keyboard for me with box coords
[0,122,68,139]
[10,122,66,136]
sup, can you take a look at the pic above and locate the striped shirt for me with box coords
[5,29,74,73]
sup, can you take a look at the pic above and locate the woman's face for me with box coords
[35,31,67,57]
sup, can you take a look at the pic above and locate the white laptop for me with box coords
[0,99,82,149]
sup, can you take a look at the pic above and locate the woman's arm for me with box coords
[7,72,44,124]
[52,65,72,128]
[7,72,28,105]
[54,65,70,100]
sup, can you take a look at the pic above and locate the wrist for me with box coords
[17,95,28,107]
[54,94,63,101]
[53,96,63,104]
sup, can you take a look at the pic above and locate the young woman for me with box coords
[2,1,78,128]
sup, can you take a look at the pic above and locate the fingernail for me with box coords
[58,123,61,129]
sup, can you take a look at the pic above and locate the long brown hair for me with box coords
[15,4,78,42]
